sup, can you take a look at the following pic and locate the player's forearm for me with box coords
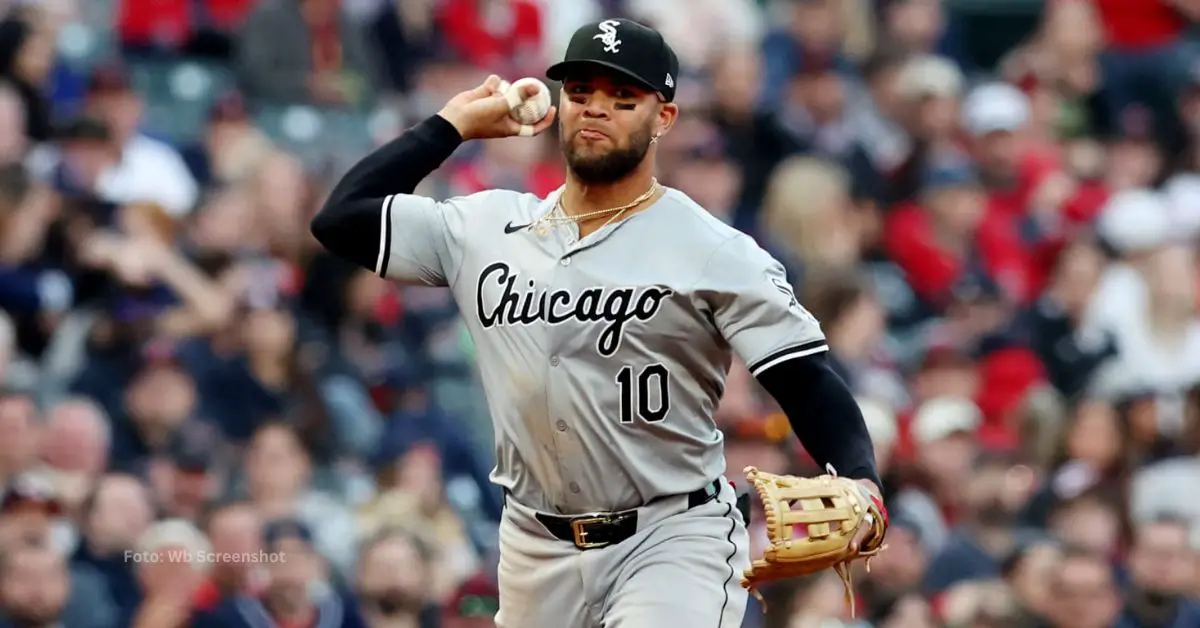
[311,114,463,269]
[755,353,882,488]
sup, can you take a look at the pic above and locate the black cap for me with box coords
[166,421,220,473]
[546,19,679,102]
[55,116,111,144]
[263,518,314,552]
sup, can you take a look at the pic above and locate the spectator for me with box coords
[79,65,200,217]
[130,518,211,628]
[1046,547,1124,628]
[241,422,357,579]
[1092,0,1192,141]
[0,10,53,144]
[435,0,544,78]
[848,45,911,178]
[156,421,223,521]
[860,517,928,599]
[758,0,851,107]
[71,473,153,627]
[181,91,275,189]
[196,518,366,628]
[625,0,762,73]
[886,154,1033,310]
[1121,516,1200,627]
[893,395,982,556]
[0,393,39,485]
[0,544,70,628]
[0,164,70,323]
[39,397,110,512]
[369,0,441,95]
[888,54,965,201]
[193,501,263,612]
[802,268,901,401]
[356,528,440,628]
[1000,537,1063,624]
[0,472,63,551]
[442,572,500,628]
[761,156,861,278]
[235,0,376,107]
[117,0,255,59]
[1048,489,1127,560]
[1027,240,1115,399]
[361,439,480,603]
[868,590,938,628]
[90,347,200,475]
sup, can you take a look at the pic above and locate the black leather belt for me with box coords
[532,479,722,550]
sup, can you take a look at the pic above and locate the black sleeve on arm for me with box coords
[755,352,882,488]
[309,114,463,270]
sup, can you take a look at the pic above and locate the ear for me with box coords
[655,102,679,139]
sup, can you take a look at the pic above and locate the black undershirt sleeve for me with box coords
[754,352,882,488]
[309,114,464,271]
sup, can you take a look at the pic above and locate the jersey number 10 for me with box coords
[616,364,670,424]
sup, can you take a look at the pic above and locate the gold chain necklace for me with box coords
[532,178,659,235]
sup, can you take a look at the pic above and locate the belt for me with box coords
[531,479,722,550]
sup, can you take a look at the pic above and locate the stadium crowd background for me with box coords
[2,0,1200,626]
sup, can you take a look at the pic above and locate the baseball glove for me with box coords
[741,465,888,615]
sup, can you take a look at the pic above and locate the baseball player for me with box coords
[312,19,885,628]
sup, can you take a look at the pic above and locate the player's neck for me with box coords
[561,167,658,220]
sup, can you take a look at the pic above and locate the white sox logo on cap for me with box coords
[593,20,621,53]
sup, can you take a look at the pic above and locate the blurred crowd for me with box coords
[2,0,1200,627]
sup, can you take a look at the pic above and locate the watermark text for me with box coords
[123,550,286,564]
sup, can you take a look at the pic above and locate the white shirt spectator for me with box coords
[95,134,199,217]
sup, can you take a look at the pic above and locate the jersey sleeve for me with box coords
[312,115,473,287]
[701,234,827,377]
[375,192,480,286]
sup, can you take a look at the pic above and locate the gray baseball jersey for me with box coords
[374,185,827,514]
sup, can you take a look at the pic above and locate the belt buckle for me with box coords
[570,516,610,549]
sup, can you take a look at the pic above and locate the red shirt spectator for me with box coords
[1091,0,1185,50]
[119,0,255,48]
[884,187,1033,308]
[436,0,544,73]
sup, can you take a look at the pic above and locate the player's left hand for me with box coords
[849,479,886,553]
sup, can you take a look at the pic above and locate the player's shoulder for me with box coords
[656,189,780,267]
[655,188,746,245]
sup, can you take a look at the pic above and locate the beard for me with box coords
[6,603,61,627]
[561,119,653,184]
[363,588,425,616]
[1130,586,1180,619]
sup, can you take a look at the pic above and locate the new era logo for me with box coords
[664,73,674,88]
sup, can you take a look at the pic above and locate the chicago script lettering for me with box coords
[475,261,672,357]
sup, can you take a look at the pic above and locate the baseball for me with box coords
[504,77,552,127]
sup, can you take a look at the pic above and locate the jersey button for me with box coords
[550,356,560,366]
[560,257,571,266]
[555,420,568,431]
[569,482,581,493]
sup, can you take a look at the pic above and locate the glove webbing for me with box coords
[744,465,888,619]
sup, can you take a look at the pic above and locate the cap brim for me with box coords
[546,60,661,96]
